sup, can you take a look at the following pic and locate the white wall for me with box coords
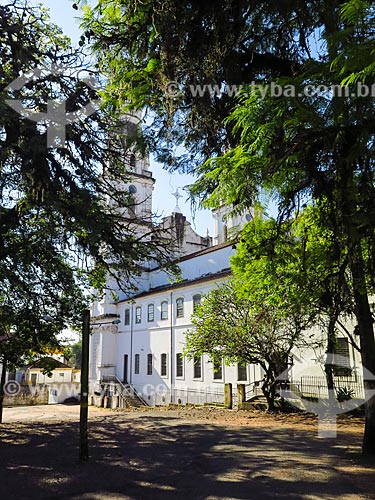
[99,279,263,405]
[28,368,72,384]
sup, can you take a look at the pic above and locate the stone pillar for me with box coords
[224,383,232,409]
[237,384,245,410]
[111,395,119,409]
[94,395,102,407]
[103,396,109,408]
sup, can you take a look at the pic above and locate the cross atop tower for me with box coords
[172,189,183,213]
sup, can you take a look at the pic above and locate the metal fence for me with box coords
[288,375,365,400]
[172,387,225,406]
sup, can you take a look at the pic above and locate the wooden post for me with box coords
[79,309,90,461]
[0,358,7,424]
[224,383,232,409]
[237,384,245,410]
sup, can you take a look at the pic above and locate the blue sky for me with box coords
[29,0,215,236]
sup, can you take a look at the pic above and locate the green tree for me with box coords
[186,210,356,410]
[0,0,172,418]
[81,0,375,454]
[232,209,357,395]
[185,279,308,410]
[192,4,375,453]
[66,340,82,369]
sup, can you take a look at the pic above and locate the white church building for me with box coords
[89,133,265,406]
[89,126,364,408]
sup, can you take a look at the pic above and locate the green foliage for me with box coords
[65,341,82,369]
[233,207,353,322]
[186,208,356,409]
[0,1,171,368]
[79,0,322,173]
[185,278,306,409]
[336,386,355,403]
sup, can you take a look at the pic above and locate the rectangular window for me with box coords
[147,303,154,322]
[135,306,141,324]
[237,363,247,381]
[147,354,153,375]
[193,356,202,379]
[161,353,167,377]
[124,308,130,325]
[161,301,168,320]
[134,354,140,374]
[176,353,184,377]
[333,338,352,376]
[176,297,184,318]
[213,359,223,380]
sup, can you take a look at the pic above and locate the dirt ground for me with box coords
[0,404,374,500]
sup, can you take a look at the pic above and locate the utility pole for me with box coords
[80,309,90,461]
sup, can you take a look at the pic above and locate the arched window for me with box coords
[176,353,184,377]
[161,301,168,320]
[193,355,202,379]
[135,306,142,324]
[213,359,223,380]
[176,297,184,318]
[237,363,247,381]
[193,294,202,312]
[124,308,130,325]
[147,303,154,322]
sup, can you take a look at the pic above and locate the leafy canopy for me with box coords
[0,1,170,366]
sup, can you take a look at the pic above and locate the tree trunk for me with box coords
[337,158,375,455]
[350,242,375,455]
[262,383,276,411]
[325,316,336,397]
[0,358,7,424]
[262,370,277,411]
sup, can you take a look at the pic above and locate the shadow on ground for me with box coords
[0,412,373,499]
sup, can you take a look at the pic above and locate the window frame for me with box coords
[213,359,223,381]
[135,306,142,324]
[161,353,167,377]
[124,308,130,326]
[129,153,136,170]
[147,354,153,375]
[333,337,352,377]
[134,354,140,375]
[237,363,248,382]
[147,303,155,322]
[193,355,202,379]
[176,297,184,318]
[176,353,184,378]
[192,294,202,313]
[161,301,168,320]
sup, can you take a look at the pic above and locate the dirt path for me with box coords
[3,403,111,422]
[0,405,373,499]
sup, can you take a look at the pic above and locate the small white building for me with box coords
[18,357,81,404]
